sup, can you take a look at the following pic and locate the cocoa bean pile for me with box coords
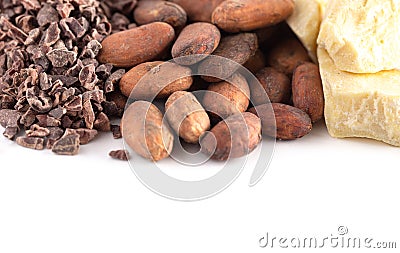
[0,0,324,161]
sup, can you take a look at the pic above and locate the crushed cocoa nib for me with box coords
[101,100,120,117]
[64,128,98,144]
[79,64,98,90]
[56,2,74,19]
[48,107,66,119]
[93,112,110,132]
[20,108,36,127]
[46,126,64,141]
[109,149,129,161]
[21,0,41,12]
[0,16,28,43]
[16,136,45,150]
[104,69,125,93]
[81,39,102,58]
[101,0,137,17]
[37,4,59,26]
[106,91,127,113]
[50,75,78,87]
[95,63,113,80]
[46,48,77,67]
[26,86,53,113]
[3,126,19,140]
[110,124,121,139]
[41,22,61,47]
[36,114,61,127]
[82,96,95,129]
[65,17,87,38]
[26,124,50,137]
[61,115,73,128]
[0,109,20,128]
[16,15,37,34]
[63,95,82,112]
[24,28,41,45]
[52,132,80,155]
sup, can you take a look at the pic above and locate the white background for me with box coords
[0,121,399,252]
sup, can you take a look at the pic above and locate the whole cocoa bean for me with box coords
[134,1,187,30]
[165,91,210,143]
[212,0,295,32]
[267,38,310,76]
[250,67,291,105]
[171,22,220,65]
[243,49,267,74]
[292,62,324,122]
[119,61,193,99]
[202,73,250,119]
[198,33,258,82]
[169,0,225,22]
[201,112,261,160]
[98,22,175,68]
[121,101,174,161]
[249,103,312,140]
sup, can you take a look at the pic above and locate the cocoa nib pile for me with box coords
[0,0,131,155]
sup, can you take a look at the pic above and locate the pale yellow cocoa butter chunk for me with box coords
[318,48,400,146]
[318,0,400,73]
[287,0,326,62]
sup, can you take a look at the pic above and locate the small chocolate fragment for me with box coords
[52,132,80,155]
[109,149,129,161]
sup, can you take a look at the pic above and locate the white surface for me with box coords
[0,122,399,252]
